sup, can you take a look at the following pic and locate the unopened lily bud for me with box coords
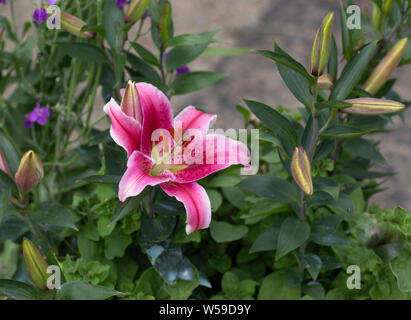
[372,4,382,31]
[310,12,334,76]
[317,73,334,90]
[15,150,44,194]
[342,97,405,115]
[125,0,150,25]
[0,149,12,178]
[22,238,49,290]
[61,11,96,39]
[382,0,394,16]
[158,1,172,43]
[291,146,313,196]
[363,38,408,95]
[120,80,142,122]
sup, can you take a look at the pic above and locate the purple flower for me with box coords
[47,0,58,4]
[0,0,6,5]
[23,102,51,129]
[116,0,127,9]
[176,65,190,77]
[33,7,48,24]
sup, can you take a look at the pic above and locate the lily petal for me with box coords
[104,98,142,157]
[119,151,174,202]
[172,133,250,183]
[174,106,216,135]
[160,182,211,234]
[136,82,173,155]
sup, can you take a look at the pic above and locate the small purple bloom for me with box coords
[23,102,51,129]
[47,0,58,4]
[33,7,48,24]
[176,65,190,77]
[0,0,6,5]
[23,115,33,129]
[116,0,127,9]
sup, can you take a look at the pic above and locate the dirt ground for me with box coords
[1,0,411,209]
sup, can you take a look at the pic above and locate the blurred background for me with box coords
[1,0,410,209]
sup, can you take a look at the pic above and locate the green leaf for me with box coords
[127,52,162,84]
[344,138,386,163]
[57,281,121,300]
[103,0,124,51]
[97,216,116,238]
[313,177,340,200]
[321,125,374,139]
[0,279,39,300]
[276,217,310,260]
[340,1,353,60]
[31,201,78,231]
[390,250,411,293]
[258,270,301,300]
[249,228,279,253]
[244,99,298,145]
[130,42,160,66]
[258,44,313,82]
[208,175,241,188]
[206,189,223,212]
[111,192,144,223]
[104,228,132,260]
[303,281,325,300]
[210,221,248,243]
[301,254,322,280]
[201,47,254,57]
[55,43,108,63]
[0,170,17,193]
[274,43,312,108]
[310,225,348,247]
[171,71,228,95]
[316,100,352,110]
[83,175,121,184]
[240,175,299,203]
[140,214,176,243]
[0,132,19,174]
[330,41,378,100]
[166,44,208,72]
[328,35,338,79]
[166,31,217,47]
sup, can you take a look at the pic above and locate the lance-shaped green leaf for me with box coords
[340,1,353,60]
[330,41,378,101]
[310,12,334,76]
[22,238,49,290]
[363,38,408,95]
[291,146,313,196]
[342,97,405,115]
[125,0,151,25]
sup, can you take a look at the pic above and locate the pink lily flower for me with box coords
[104,81,250,234]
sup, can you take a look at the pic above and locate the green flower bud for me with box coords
[14,151,44,194]
[291,146,313,196]
[125,0,151,25]
[316,73,334,90]
[382,0,394,16]
[310,12,334,76]
[158,1,172,43]
[342,97,405,115]
[61,11,96,39]
[121,80,142,121]
[22,238,49,290]
[363,38,408,95]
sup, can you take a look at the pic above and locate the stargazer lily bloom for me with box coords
[104,82,250,234]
